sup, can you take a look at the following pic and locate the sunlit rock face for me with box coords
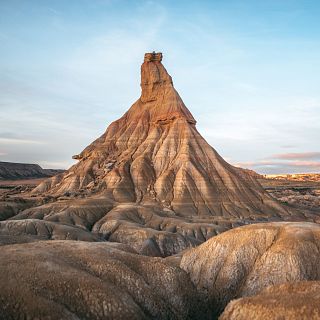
[180,222,320,317]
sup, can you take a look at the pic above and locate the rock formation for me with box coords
[0,240,208,319]
[220,281,320,320]
[0,219,102,245]
[32,52,287,219]
[180,222,320,317]
[3,52,307,254]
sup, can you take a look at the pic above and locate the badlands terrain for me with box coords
[1,52,320,319]
[260,174,320,212]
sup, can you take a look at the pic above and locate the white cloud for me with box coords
[0,138,45,145]
[39,160,74,169]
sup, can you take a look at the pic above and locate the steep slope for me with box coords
[33,52,287,218]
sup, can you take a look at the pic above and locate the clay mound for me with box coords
[11,197,113,230]
[91,203,234,256]
[220,281,320,320]
[15,198,264,256]
[0,219,102,244]
[0,240,207,319]
[13,200,238,256]
[180,222,320,316]
[0,198,38,220]
[32,52,289,219]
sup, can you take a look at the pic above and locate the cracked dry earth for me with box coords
[1,53,320,319]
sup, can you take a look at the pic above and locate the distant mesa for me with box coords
[266,173,320,182]
[0,161,64,180]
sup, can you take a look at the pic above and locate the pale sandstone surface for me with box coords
[180,222,320,317]
[0,240,207,320]
[220,281,320,320]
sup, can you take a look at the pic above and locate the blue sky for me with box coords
[0,0,319,174]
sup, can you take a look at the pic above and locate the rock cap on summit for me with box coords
[144,51,163,62]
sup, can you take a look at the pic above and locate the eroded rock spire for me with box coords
[33,52,290,220]
[140,52,173,102]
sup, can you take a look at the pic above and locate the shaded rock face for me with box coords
[0,219,102,245]
[0,198,38,221]
[0,240,208,320]
[220,281,320,320]
[180,222,320,317]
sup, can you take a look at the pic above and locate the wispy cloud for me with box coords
[289,161,320,168]
[1,0,320,173]
[0,138,45,145]
[271,152,320,160]
[47,7,60,15]
[234,159,320,174]
[281,145,296,149]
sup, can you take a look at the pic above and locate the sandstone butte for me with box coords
[33,51,287,219]
[4,52,318,256]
